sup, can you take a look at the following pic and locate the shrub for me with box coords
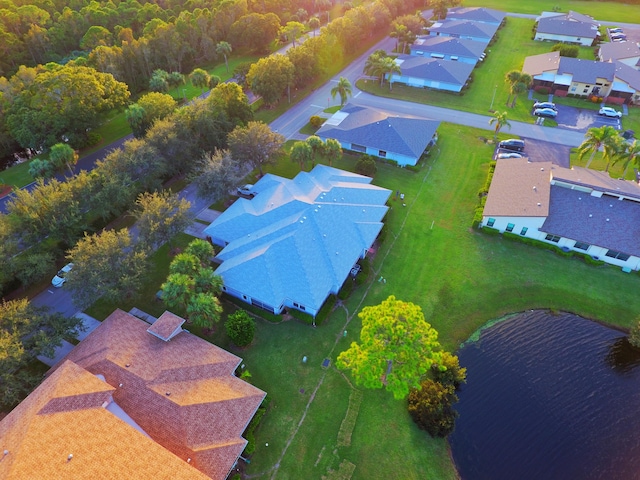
[310,115,324,128]
[355,155,377,177]
[243,398,269,456]
[534,86,550,95]
[407,379,458,438]
[551,43,579,58]
[338,278,354,300]
[225,309,256,347]
[629,318,640,348]
[431,351,467,388]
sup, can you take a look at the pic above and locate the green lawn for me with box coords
[463,0,640,24]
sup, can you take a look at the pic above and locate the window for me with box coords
[352,143,366,153]
[574,241,590,251]
[520,227,528,236]
[545,234,561,243]
[379,150,387,158]
[506,223,515,232]
[606,250,630,261]
[487,218,495,227]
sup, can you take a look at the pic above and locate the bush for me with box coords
[310,115,324,128]
[225,309,256,347]
[243,398,269,456]
[431,351,467,388]
[407,379,459,438]
[534,86,550,95]
[629,318,640,348]
[355,155,377,177]
[551,43,579,58]
[338,278,354,300]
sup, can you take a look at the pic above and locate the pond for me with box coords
[449,310,640,480]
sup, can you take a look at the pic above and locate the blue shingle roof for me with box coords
[315,104,440,159]
[395,55,474,87]
[412,36,486,59]
[204,165,391,314]
[429,19,498,40]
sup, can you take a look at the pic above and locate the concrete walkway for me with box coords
[38,312,101,367]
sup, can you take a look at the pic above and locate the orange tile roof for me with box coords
[147,310,185,341]
[56,309,266,479]
[0,361,211,480]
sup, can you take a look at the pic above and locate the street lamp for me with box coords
[489,84,498,111]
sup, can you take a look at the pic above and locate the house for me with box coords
[446,6,506,26]
[0,309,266,480]
[599,41,640,69]
[534,11,600,46]
[204,165,392,317]
[389,54,474,93]
[427,19,499,44]
[315,104,440,166]
[482,158,640,271]
[410,36,486,65]
[523,51,640,103]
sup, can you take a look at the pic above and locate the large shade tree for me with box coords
[336,295,444,400]
[227,121,285,176]
[246,54,295,106]
[190,149,244,200]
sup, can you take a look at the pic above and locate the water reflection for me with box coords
[606,336,640,375]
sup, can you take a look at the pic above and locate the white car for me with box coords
[599,107,622,118]
[496,152,523,159]
[237,184,258,197]
[52,263,74,287]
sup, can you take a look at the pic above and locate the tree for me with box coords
[407,379,459,437]
[619,140,640,178]
[133,191,192,249]
[323,138,342,166]
[431,351,467,388]
[305,135,324,166]
[603,135,625,173]
[126,92,177,138]
[187,292,223,332]
[504,71,532,108]
[247,55,295,106]
[190,149,244,200]
[227,121,285,176]
[149,69,169,92]
[290,140,313,170]
[230,13,281,54]
[184,238,215,265]
[380,56,401,90]
[28,157,56,180]
[279,21,306,47]
[629,317,640,349]
[330,76,352,107]
[189,67,210,94]
[355,155,377,177]
[364,50,389,86]
[80,25,112,50]
[125,103,147,138]
[48,142,78,176]
[308,17,321,36]
[226,309,256,346]
[0,299,83,408]
[216,41,232,73]
[578,126,619,168]
[489,111,510,141]
[66,229,149,308]
[207,82,253,127]
[336,295,444,400]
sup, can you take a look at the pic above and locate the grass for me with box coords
[463,0,640,24]
[235,123,640,479]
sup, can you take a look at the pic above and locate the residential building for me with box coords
[390,54,474,93]
[598,41,640,69]
[446,6,506,26]
[410,36,486,65]
[482,158,640,271]
[204,165,392,316]
[0,309,266,480]
[534,11,600,46]
[427,19,499,44]
[316,104,440,166]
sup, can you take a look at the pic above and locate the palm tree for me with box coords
[331,76,352,106]
[489,111,511,141]
[364,51,388,86]
[504,70,521,106]
[216,41,232,73]
[390,24,407,53]
[380,56,401,91]
[620,140,640,179]
[578,126,618,168]
[603,135,625,173]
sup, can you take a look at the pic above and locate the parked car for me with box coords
[534,108,558,118]
[599,107,622,118]
[609,27,623,33]
[498,139,525,152]
[533,101,557,110]
[237,184,258,197]
[52,263,74,287]
[496,152,523,159]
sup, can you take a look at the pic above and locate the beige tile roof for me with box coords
[523,52,560,76]
[5,309,266,480]
[483,158,555,217]
[0,361,211,480]
[147,310,185,341]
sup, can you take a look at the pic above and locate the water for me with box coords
[449,310,640,480]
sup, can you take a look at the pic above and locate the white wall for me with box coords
[534,32,593,46]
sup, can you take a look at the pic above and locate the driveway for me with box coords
[542,104,622,132]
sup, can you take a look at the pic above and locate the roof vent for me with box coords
[67,454,73,462]
[606,218,610,221]
[537,202,541,206]
[533,186,537,190]
[166,392,171,396]
[125,364,130,368]
[119,383,123,387]
[589,214,593,217]
[610,204,613,207]
[578,197,582,200]
[541,168,544,171]
[3,450,9,456]
[336,251,339,255]
[187,458,192,463]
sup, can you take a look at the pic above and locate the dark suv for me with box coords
[498,139,525,152]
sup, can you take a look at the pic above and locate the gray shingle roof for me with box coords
[204,166,391,313]
[536,12,599,39]
[599,41,640,63]
[483,158,554,217]
[523,52,561,76]
[542,186,640,257]
[315,104,440,158]
[615,61,640,91]
[429,20,498,40]
[395,55,474,87]
[552,166,640,201]
[411,36,486,59]
[558,57,615,84]
[446,7,506,24]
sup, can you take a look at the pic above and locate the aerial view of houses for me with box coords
[1,1,640,479]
